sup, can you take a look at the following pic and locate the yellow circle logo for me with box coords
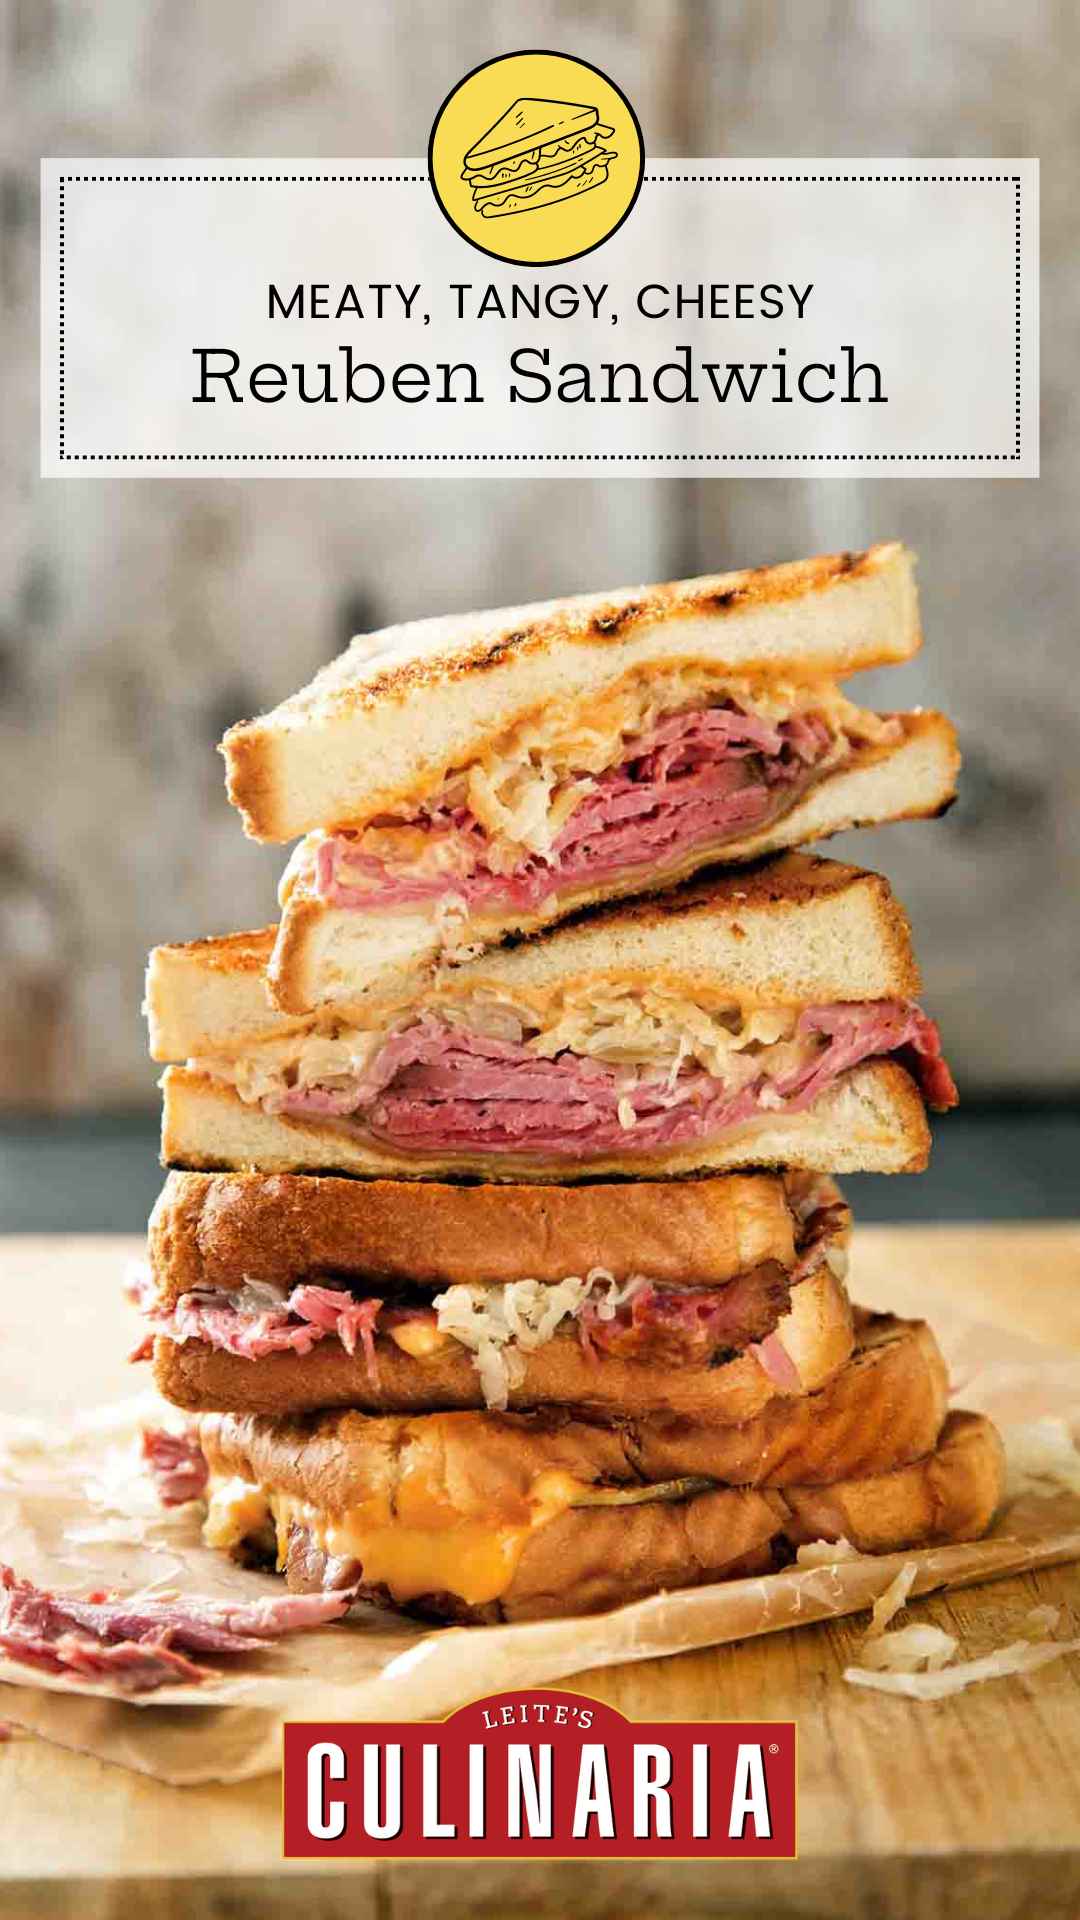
[429,51,644,267]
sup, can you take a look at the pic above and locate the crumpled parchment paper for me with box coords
[0,1292,1077,1784]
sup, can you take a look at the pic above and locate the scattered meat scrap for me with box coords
[0,1564,354,1694]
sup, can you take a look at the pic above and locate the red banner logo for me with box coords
[284,1690,796,1859]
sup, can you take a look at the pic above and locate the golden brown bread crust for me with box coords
[229,545,909,730]
[187,1310,942,1476]
[151,927,278,974]
[781,1411,1005,1554]
[495,1411,1003,1622]
[591,1311,948,1486]
[198,1404,1002,1624]
[147,1168,800,1303]
[482,1493,788,1621]
[222,544,920,840]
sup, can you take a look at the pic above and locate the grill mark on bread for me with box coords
[227,545,900,723]
[152,926,278,973]
[589,599,645,638]
[476,849,916,959]
[469,630,532,671]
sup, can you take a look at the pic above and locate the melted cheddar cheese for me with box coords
[203,1466,588,1607]
[202,1467,712,1608]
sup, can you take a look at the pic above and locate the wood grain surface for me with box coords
[0,1225,1078,1918]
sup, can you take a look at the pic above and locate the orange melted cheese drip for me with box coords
[204,1468,589,1609]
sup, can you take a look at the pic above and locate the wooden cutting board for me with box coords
[0,1225,1078,1919]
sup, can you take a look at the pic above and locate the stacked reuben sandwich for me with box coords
[138,543,1004,1623]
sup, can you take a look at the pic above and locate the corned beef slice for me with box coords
[280,999,957,1157]
[580,1263,790,1365]
[160,1287,383,1373]
[0,1563,352,1693]
[319,703,834,912]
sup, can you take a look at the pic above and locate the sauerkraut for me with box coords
[190,984,814,1113]
[281,664,896,892]
[845,1637,1080,1700]
[190,1025,385,1107]
[404,667,883,863]
[433,1269,651,1410]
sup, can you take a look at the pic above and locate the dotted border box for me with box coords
[57,172,1024,464]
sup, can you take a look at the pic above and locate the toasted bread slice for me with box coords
[147,853,922,1059]
[422,852,920,1005]
[145,927,287,1064]
[269,710,956,1015]
[222,544,921,842]
[196,1406,1003,1623]
[781,1411,1005,1557]
[147,1167,802,1297]
[161,1056,931,1181]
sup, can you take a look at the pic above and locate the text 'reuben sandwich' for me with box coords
[147,855,957,1185]
[219,544,958,1013]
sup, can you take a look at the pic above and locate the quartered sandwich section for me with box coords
[147,854,957,1183]
[189,1395,1003,1623]
[220,543,959,1013]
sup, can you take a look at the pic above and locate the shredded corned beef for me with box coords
[0,1563,353,1693]
[318,703,835,914]
[278,998,956,1159]
[141,1428,209,1506]
[1,1626,211,1690]
[147,1276,789,1371]
[158,1285,383,1381]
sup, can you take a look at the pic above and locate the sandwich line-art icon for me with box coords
[462,97,618,219]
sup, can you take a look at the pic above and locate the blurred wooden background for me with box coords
[1,0,1076,1107]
